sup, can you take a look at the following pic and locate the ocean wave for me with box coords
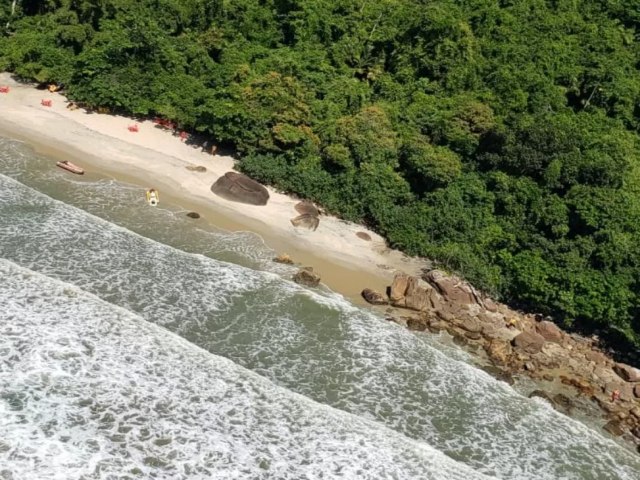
[0,258,495,480]
[1,168,640,479]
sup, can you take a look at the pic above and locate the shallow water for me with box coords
[1,137,640,479]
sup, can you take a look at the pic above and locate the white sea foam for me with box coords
[0,259,494,480]
[2,166,640,479]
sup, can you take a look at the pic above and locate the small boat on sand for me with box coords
[56,160,84,175]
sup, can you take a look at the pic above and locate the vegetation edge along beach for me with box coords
[1,1,639,357]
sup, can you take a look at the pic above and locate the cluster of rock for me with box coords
[363,270,640,451]
[272,254,322,288]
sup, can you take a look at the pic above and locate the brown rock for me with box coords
[630,406,640,419]
[635,384,640,398]
[293,268,321,287]
[585,350,608,364]
[273,253,294,264]
[613,363,640,382]
[483,298,498,312]
[535,321,563,343]
[560,376,595,396]
[512,331,546,354]
[485,339,512,366]
[356,231,372,241]
[436,309,455,322]
[603,419,625,437]
[389,273,410,305]
[186,211,201,219]
[404,277,432,312]
[361,288,388,306]
[425,270,476,304]
[454,315,482,333]
[482,324,520,343]
[631,426,640,439]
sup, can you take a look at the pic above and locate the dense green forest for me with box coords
[2,0,639,350]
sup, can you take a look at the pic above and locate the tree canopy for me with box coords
[2,0,640,350]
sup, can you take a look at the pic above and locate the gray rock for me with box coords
[211,172,270,206]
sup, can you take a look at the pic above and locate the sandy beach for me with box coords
[0,73,423,302]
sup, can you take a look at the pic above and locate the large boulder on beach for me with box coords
[211,172,269,205]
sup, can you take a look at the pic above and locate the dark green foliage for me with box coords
[2,0,640,349]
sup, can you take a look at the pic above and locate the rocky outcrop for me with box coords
[211,172,270,205]
[362,269,640,450]
[293,268,320,287]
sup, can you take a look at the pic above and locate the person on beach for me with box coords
[611,389,620,402]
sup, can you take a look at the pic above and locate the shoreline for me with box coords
[4,74,640,453]
[0,73,423,304]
